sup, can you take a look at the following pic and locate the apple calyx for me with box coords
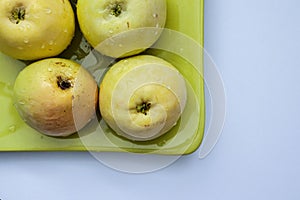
[10,5,26,24]
[109,2,125,17]
[56,76,73,90]
[136,102,151,115]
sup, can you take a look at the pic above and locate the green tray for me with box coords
[0,0,205,155]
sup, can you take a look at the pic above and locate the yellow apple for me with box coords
[13,58,98,137]
[99,55,187,141]
[77,0,167,58]
[0,0,75,60]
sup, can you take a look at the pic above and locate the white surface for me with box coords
[1,0,300,199]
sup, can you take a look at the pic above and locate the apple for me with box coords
[13,58,98,137]
[0,0,75,60]
[76,0,167,58]
[99,55,187,141]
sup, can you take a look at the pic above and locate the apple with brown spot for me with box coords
[13,58,98,137]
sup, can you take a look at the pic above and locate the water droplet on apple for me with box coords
[33,14,40,19]
[19,26,25,31]
[48,68,53,72]
[65,72,72,77]
[41,44,45,49]
[18,101,25,105]
[157,140,167,146]
[166,86,172,90]
[44,8,52,14]
[26,24,31,29]
[118,44,123,47]
[109,30,114,34]
[8,125,16,133]
[152,13,158,18]
[63,29,68,33]
[23,39,29,44]
[17,46,24,50]
[48,40,54,45]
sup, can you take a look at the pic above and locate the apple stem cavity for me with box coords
[10,6,26,24]
[136,102,151,115]
[57,76,73,90]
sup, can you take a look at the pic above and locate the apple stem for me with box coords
[136,102,151,115]
[10,6,26,24]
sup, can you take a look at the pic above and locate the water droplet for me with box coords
[33,15,40,19]
[8,125,16,132]
[48,40,54,45]
[19,26,25,31]
[48,68,53,72]
[153,13,158,18]
[41,44,45,49]
[44,8,52,14]
[63,29,68,33]
[157,140,167,147]
[65,72,72,77]
[18,101,25,105]
[17,46,24,50]
[166,86,172,90]
[26,24,31,29]
[23,39,29,44]
[108,30,114,34]
[118,44,123,47]
[0,82,13,97]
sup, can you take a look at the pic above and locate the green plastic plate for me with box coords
[0,0,205,155]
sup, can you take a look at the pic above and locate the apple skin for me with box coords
[0,0,75,60]
[99,55,187,141]
[13,58,98,137]
[77,0,166,58]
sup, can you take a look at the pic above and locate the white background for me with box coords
[1,0,300,199]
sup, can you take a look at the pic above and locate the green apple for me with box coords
[13,58,98,137]
[0,0,75,60]
[77,0,167,58]
[99,55,187,141]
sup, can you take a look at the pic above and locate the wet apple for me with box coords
[0,0,75,60]
[77,0,167,58]
[99,55,187,141]
[13,58,98,137]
